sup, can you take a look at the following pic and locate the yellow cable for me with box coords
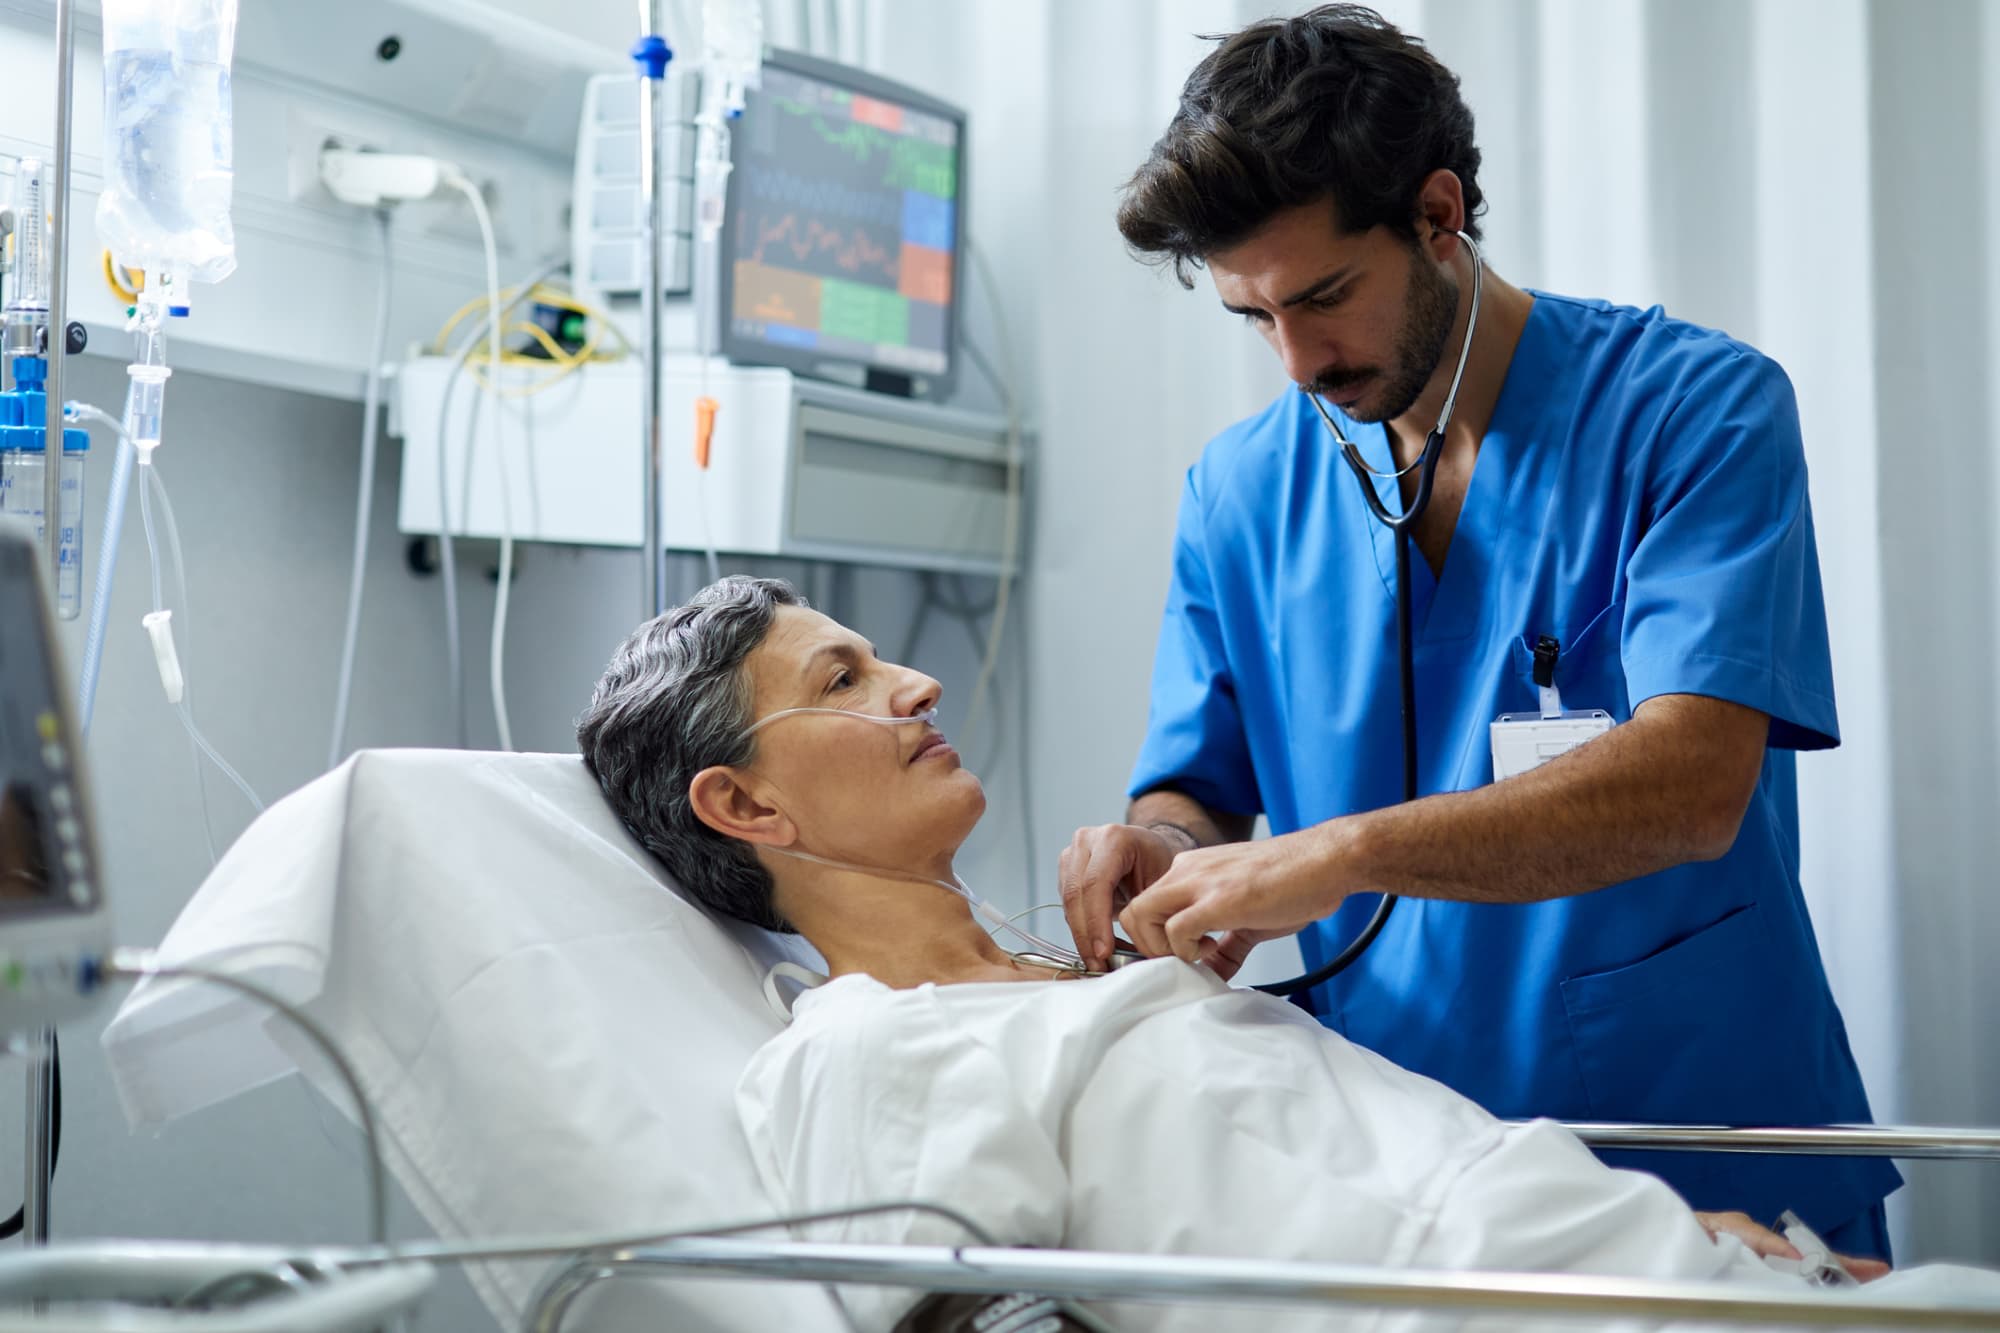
[508,319,584,366]
[466,320,611,398]
[432,283,530,355]
[432,281,635,361]
[503,286,633,358]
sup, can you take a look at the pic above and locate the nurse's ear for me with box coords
[1412,168,1468,256]
[688,765,798,848]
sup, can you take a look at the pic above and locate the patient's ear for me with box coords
[688,766,796,846]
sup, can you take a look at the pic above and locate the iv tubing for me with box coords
[74,407,134,732]
[77,309,168,729]
[137,455,264,823]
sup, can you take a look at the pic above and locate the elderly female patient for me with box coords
[576,577,1899,1332]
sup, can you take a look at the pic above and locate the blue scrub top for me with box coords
[1131,292,1899,1233]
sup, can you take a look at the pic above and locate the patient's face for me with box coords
[741,607,985,863]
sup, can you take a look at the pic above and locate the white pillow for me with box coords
[103,748,847,1332]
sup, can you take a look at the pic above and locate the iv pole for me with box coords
[25,0,78,1246]
[635,4,672,621]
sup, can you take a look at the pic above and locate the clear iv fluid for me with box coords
[0,452,84,619]
[96,50,236,283]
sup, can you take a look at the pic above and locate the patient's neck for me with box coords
[773,857,1035,988]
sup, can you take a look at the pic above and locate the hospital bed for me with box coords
[100,749,2000,1331]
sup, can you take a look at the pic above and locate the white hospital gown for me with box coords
[733,957,1920,1331]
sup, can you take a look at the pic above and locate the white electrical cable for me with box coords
[444,172,514,751]
[959,244,1023,762]
[437,371,468,747]
[431,255,568,750]
[963,289,1040,900]
[327,209,394,770]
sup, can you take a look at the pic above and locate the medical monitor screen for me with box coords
[722,55,963,392]
[0,526,97,919]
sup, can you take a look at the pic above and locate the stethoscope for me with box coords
[1254,229,1485,999]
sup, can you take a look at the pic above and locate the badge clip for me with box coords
[1490,634,1613,780]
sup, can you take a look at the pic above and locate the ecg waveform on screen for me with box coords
[750,211,898,285]
[745,163,900,228]
[774,100,957,198]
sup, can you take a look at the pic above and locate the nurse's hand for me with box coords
[1059,824,1184,971]
[1118,828,1343,966]
[1193,927,1285,982]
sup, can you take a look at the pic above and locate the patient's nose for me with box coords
[899,668,942,720]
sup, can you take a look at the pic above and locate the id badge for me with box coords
[1490,710,1612,781]
[1490,633,1613,781]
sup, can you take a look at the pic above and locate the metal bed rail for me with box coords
[521,1237,2000,1330]
[509,1122,2000,1328]
[1558,1122,2000,1160]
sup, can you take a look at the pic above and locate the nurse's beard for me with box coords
[1347,246,1459,426]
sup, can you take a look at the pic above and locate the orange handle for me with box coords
[694,396,719,470]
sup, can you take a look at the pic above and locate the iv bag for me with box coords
[700,0,764,112]
[95,0,239,284]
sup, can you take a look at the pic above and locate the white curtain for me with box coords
[854,0,2000,1263]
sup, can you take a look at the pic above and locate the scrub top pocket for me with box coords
[1557,902,1885,1223]
[1507,599,1629,719]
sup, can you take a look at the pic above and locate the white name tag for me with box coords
[1490,710,1614,781]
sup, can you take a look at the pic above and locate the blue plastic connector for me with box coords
[631,34,673,80]
[0,356,87,452]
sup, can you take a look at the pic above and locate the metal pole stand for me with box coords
[26,0,80,1248]
[632,8,673,622]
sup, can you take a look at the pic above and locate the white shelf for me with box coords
[0,0,627,401]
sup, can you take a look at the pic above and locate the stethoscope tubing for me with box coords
[1255,229,1484,999]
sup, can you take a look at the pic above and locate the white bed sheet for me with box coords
[102,748,846,1332]
[739,958,2000,1332]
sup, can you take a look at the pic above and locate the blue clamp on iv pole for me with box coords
[632,33,672,79]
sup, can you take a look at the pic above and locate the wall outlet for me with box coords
[287,110,381,206]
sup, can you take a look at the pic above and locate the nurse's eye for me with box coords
[1239,309,1273,328]
[1307,288,1350,311]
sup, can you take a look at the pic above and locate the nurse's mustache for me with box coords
[1303,366,1377,395]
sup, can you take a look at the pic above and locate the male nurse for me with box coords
[1059,2,1898,1259]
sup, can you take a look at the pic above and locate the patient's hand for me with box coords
[1693,1210,1891,1282]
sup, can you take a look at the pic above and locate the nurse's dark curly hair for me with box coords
[1118,3,1485,287]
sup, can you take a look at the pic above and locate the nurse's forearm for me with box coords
[1326,693,1768,905]
[1127,789,1256,849]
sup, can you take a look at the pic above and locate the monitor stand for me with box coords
[864,367,916,399]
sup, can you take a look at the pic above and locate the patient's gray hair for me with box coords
[577,576,808,933]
